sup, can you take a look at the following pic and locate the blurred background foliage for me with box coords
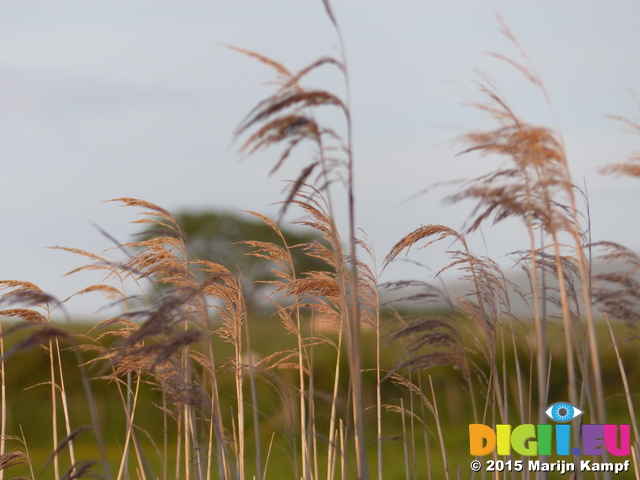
[140,208,329,313]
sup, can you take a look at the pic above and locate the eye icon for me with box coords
[545,402,584,423]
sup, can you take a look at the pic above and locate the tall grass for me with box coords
[0,2,638,479]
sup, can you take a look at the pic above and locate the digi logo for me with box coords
[469,402,631,457]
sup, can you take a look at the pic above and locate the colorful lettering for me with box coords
[469,423,632,457]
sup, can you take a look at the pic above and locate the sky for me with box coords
[1,1,639,317]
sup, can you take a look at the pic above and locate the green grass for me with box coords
[1,2,639,479]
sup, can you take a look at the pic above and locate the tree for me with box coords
[143,209,327,314]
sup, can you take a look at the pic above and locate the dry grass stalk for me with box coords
[453,78,599,423]
[233,2,369,473]
[601,115,640,177]
[245,193,350,480]
[0,450,27,472]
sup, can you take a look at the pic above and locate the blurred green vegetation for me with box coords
[1,314,638,478]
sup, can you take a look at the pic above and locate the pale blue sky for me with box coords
[1,1,639,316]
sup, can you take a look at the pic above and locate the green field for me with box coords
[1,314,638,478]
